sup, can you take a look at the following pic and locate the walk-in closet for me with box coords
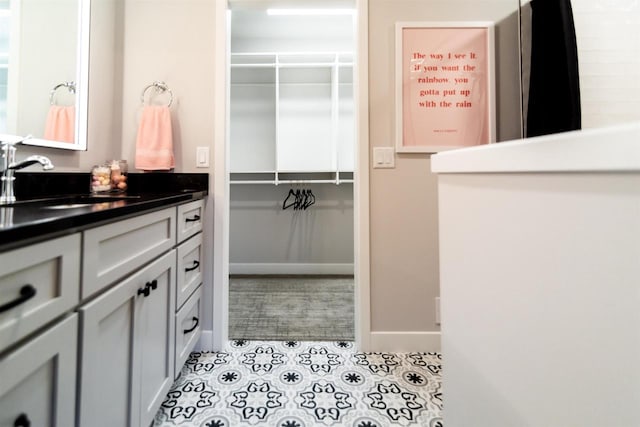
[228,2,356,341]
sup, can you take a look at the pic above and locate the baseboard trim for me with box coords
[369,331,441,353]
[229,263,354,275]
[200,330,440,353]
[196,330,214,352]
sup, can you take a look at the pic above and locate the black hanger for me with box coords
[283,187,315,210]
[295,188,303,210]
[304,189,315,209]
[283,189,296,210]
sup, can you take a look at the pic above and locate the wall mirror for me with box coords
[0,0,89,150]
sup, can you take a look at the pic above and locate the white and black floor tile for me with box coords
[154,340,443,427]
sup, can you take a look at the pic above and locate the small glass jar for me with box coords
[109,160,128,192]
[90,164,111,193]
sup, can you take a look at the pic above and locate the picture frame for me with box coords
[395,21,496,153]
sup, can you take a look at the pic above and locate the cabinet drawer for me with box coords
[0,234,80,351]
[177,199,204,243]
[0,314,77,427]
[176,233,203,309]
[82,207,176,298]
[175,285,202,378]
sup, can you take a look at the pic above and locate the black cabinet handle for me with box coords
[14,413,30,427]
[183,317,199,334]
[0,285,37,313]
[185,215,200,223]
[138,280,157,297]
[185,260,200,272]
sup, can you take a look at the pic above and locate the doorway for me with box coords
[226,2,357,342]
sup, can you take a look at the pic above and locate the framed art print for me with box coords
[396,22,496,153]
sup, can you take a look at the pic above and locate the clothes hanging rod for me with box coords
[230,64,277,68]
[230,170,351,174]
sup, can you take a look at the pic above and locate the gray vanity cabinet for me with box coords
[78,249,176,427]
[0,314,78,427]
[1,196,205,427]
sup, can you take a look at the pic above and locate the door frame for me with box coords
[211,0,370,351]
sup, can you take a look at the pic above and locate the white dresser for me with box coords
[432,123,640,427]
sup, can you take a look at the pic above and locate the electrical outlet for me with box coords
[196,146,209,168]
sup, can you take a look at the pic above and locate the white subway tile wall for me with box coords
[572,0,640,127]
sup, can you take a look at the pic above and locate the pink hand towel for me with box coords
[135,105,175,170]
[44,105,75,143]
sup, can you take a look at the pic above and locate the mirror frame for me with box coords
[6,0,90,151]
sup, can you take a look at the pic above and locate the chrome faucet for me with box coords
[1,136,54,205]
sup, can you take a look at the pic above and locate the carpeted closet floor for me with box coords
[229,276,355,341]
[153,339,443,427]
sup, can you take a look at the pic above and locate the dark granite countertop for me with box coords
[0,172,208,252]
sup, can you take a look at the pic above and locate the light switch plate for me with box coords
[196,146,209,168]
[373,147,395,168]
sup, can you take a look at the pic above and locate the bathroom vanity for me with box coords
[0,173,207,427]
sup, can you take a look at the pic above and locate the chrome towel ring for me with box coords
[49,81,76,105]
[141,81,173,107]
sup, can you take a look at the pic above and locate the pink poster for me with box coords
[396,23,495,152]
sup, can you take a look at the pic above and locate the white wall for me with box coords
[19,0,218,172]
[573,0,640,127]
[120,0,216,174]
[367,0,522,349]
[230,184,354,274]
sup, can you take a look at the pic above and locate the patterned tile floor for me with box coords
[153,340,443,427]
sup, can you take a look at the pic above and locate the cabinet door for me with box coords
[79,250,176,427]
[0,314,77,427]
[138,251,176,427]
[78,269,139,427]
